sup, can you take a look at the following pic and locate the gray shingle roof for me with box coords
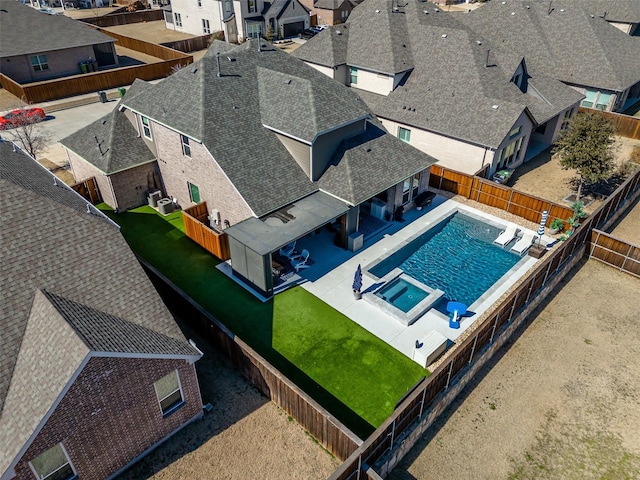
[0,0,115,58]
[0,141,199,476]
[60,104,155,175]
[313,0,352,10]
[122,40,390,216]
[576,0,640,23]
[318,124,437,205]
[291,24,349,67]
[461,0,640,92]
[296,0,584,148]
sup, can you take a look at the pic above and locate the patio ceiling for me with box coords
[225,191,350,255]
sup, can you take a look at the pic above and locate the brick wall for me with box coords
[67,152,115,209]
[14,356,202,480]
[152,123,254,226]
[110,162,161,211]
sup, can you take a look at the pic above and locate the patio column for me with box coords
[338,205,359,248]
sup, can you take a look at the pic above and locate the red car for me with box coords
[0,107,46,130]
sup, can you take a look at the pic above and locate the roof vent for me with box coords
[476,40,482,45]
[102,119,107,125]
[434,8,439,12]
[86,204,92,214]
[284,79,291,84]
[232,105,239,110]
[423,10,428,14]
[560,8,565,12]
[511,11,515,15]
[526,5,530,8]
[492,104,499,110]
[191,67,197,73]
[590,14,595,18]
[441,34,447,38]
[501,1,506,4]
[375,9,380,13]
[336,30,342,35]
[366,148,372,152]
[227,56,235,61]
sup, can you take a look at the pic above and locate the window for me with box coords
[349,66,358,85]
[595,92,612,111]
[154,370,184,416]
[398,126,411,143]
[174,12,182,27]
[561,107,573,131]
[141,116,152,139]
[197,0,201,6]
[224,0,231,12]
[246,22,261,38]
[181,134,191,156]
[248,0,256,13]
[202,18,210,34]
[341,9,349,22]
[30,55,49,72]
[509,126,521,139]
[29,443,76,480]
[188,182,201,203]
[411,172,420,200]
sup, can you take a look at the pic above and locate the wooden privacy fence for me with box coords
[78,9,164,27]
[182,202,231,260]
[429,165,575,227]
[578,107,640,140]
[330,167,640,479]
[589,231,640,277]
[0,29,192,104]
[70,177,101,204]
[145,263,362,462]
[161,34,215,53]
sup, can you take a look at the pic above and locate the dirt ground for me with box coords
[117,321,340,480]
[388,259,640,479]
[510,137,640,214]
[610,195,640,244]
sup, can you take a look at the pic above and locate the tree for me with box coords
[3,111,51,160]
[265,25,274,42]
[552,111,616,202]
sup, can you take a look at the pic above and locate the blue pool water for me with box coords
[376,278,429,313]
[370,212,520,307]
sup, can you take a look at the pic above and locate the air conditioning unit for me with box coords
[208,209,220,228]
[157,197,174,215]
[148,190,162,207]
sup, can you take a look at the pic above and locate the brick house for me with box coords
[0,0,118,84]
[298,0,357,27]
[0,141,203,480]
[293,0,585,178]
[62,39,438,297]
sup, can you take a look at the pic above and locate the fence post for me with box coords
[390,419,396,450]
[418,385,427,418]
[507,189,514,213]
[445,359,454,390]
[620,244,633,273]
[541,259,553,287]
[489,315,499,343]
[468,334,479,365]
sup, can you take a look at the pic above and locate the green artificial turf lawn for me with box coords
[101,204,428,437]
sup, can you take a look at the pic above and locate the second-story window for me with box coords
[174,12,182,27]
[181,134,191,157]
[202,18,210,34]
[197,0,201,6]
[349,66,358,85]
[248,0,256,13]
[225,0,231,12]
[141,116,152,139]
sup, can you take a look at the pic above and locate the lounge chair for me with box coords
[290,249,310,272]
[511,231,536,254]
[494,223,518,247]
[279,241,297,259]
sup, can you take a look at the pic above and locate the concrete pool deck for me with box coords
[301,200,543,365]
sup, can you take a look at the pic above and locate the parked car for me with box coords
[299,29,317,40]
[0,108,46,130]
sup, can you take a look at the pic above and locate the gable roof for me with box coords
[60,99,155,175]
[292,23,349,68]
[121,40,435,216]
[0,0,115,58]
[461,0,640,92]
[0,141,200,477]
[314,0,354,11]
[296,0,582,149]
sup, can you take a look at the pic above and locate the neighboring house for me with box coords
[292,0,583,177]
[298,0,356,27]
[0,141,203,480]
[62,40,438,297]
[164,0,310,42]
[462,0,640,112]
[576,0,640,35]
[0,0,118,84]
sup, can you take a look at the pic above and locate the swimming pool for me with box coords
[369,212,521,308]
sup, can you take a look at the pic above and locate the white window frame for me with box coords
[248,0,257,13]
[181,134,191,156]
[154,370,185,416]
[174,12,183,27]
[398,126,411,143]
[202,18,210,34]
[141,116,152,139]
[30,54,49,72]
[188,181,201,203]
[28,443,76,480]
[246,22,261,38]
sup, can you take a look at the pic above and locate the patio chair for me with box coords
[279,241,297,259]
[493,223,518,247]
[511,231,536,255]
[290,249,310,272]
